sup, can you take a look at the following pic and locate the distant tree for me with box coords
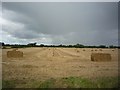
[5,44,10,46]
[40,44,44,47]
[62,45,66,47]
[27,42,37,46]
[74,43,84,48]
[0,42,5,46]
[68,45,73,48]
[98,45,106,48]
[2,43,5,46]
[59,44,63,47]
[109,45,116,48]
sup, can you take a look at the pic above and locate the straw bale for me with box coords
[7,49,23,58]
[91,53,111,62]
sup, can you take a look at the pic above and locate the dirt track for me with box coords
[2,47,119,86]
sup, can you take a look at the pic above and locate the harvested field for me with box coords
[2,48,119,88]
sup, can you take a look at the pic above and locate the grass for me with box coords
[94,77,118,88]
[2,79,27,88]
[2,80,16,88]
[0,79,2,89]
[2,76,119,88]
[38,77,118,88]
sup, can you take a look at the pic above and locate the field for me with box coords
[1,47,119,88]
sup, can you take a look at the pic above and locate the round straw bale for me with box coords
[83,49,85,51]
[99,49,102,51]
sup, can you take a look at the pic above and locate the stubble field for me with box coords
[1,47,119,88]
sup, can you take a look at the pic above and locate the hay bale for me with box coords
[91,49,94,51]
[7,49,23,58]
[76,50,79,52]
[83,49,85,51]
[91,53,111,62]
[112,49,114,51]
[99,49,102,51]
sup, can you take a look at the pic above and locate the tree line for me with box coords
[0,42,119,48]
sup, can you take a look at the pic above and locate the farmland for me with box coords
[2,47,119,88]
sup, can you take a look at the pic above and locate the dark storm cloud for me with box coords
[2,2,118,45]
[118,1,120,46]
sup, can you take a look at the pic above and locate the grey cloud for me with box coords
[2,2,118,45]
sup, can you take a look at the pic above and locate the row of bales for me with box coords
[74,48,115,53]
[82,49,115,51]
[74,48,113,62]
[6,48,113,62]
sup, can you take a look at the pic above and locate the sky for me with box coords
[0,2,118,45]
